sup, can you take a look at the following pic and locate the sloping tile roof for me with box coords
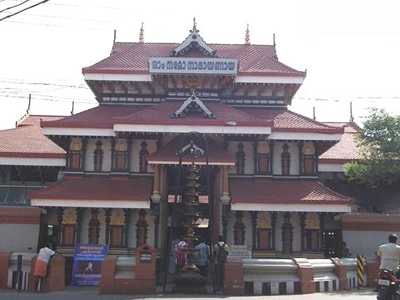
[83,43,305,77]
[319,129,362,164]
[114,101,273,127]
[16,114,65,127]
[238,108,343,134]
[41,105,150,129]
[230,178,354,205]
[29,176,152,201]
[147,136,235,165]
[322,121,361,133]
[0,121,65,158]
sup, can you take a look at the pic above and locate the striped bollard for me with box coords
[357,254,364,289]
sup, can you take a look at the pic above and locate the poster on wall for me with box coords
[71,244,109,286]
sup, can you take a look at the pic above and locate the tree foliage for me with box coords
[344,108,400,188]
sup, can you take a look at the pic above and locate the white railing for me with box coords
[7,252,35,290]
[243,258,299,282]
[115,256,136,279]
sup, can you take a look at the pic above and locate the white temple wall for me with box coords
[272,141,300,175]
[127,210,136,248]
[130,139,141,172]
[291,213,301,251]
[84,139,96,172]
[101,139,112,172]
[274,213,284,251]
[227,141,254,174]
[0,224,39,252]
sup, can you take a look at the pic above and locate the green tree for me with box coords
[344,108,400,188]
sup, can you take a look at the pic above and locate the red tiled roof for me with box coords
[238,108,343,134]
[16,115,65,127]
[322,122,361,133]
[115,101,273,127]
[83,43,305,77]
[147,136,235,165]
[0,123,65,158]
[29,176,152,201]
[41,105,150,129]
[230,178,354,205]
[318,133,362,164]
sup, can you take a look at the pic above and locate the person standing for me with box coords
[175,238,188,273]
[195,237,210,277]
[33,246,56,292]
[377,233,400,272]
[213,235,229,292]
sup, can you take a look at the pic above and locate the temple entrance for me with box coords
[161,135,215,293]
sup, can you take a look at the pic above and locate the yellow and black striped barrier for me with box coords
[357,254,364,289]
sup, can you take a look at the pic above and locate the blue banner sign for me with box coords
[72,244,109,286]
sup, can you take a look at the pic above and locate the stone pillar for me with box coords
[100,255,117,294]
[28,254,65,293]
[76,207,84,243]
[105,208,112,245]
[151,165,161,203]
[366,256,379,287]
[0,252,11,288]
[224,258,245,295]
[331,257,349,290]
[133,244,156,294]
[293,258,315,294]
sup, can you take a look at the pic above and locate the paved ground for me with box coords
[0,287,378,300]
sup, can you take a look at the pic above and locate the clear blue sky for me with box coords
[1,0,400,130]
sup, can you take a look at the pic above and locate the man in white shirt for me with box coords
[34,246,56,292]
[377,234,400,272]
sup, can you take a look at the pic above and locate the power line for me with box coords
[0,0,50,22]
[0,0,30,14]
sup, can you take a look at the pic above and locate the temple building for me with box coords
[0,21,356,283]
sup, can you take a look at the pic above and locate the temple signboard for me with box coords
[149,57,238,75]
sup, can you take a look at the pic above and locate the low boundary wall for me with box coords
[225,256,378,295]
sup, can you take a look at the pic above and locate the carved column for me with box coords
[251,211,258,250]
[298,142,304,174]
[299,212,307,251]
[124,209,131,248]
[253,140,258,174]
[76,208,84,244]
[282,212,293,254]
[152,204,160,248]
[222,205,229,241]
[271,212,277,250]
[127,137,133,173]
[319,213,326,251]
[57,207,64,246]
[110,138,116,170]
[269,141,275,174]
[81,138,88,171]
[221,166,230,203]
[105,208,112,245]
[234,211,245,245]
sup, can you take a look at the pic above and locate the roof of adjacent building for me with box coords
[319,122,362,164]
[41,105,150,129]
[83,42,306,77]
[0,115,66,158]
[230,178,354,205]
[239,108,344,134]
[29,176,152,201]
